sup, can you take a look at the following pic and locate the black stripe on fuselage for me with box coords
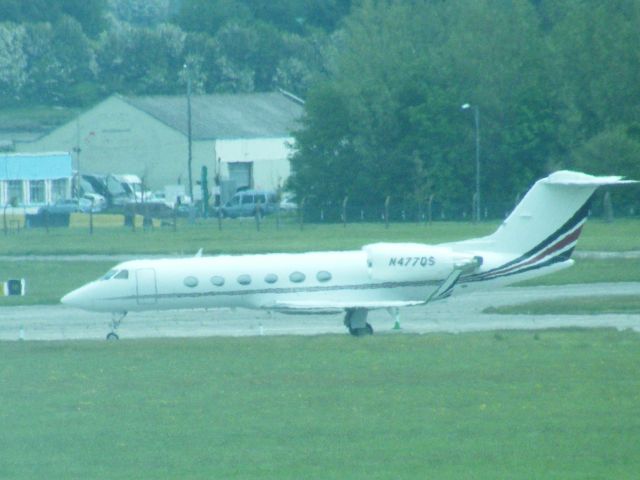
[467,196,592,281]
[106,278,443,303]
[460,247,573,285]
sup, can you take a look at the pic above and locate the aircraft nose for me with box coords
[61,287,92,309]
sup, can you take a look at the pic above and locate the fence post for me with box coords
[342,195,349,228]
[299,197,306,231]
[472,192,479,223]
[603,190,613,223]
[255,201,262,231]
[173,204,178,232]
[384,196,390,229]
[428,194,434,224]
[89,200,94,235]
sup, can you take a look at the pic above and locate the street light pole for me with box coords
[184,63,193,202]
[462,103,481,222]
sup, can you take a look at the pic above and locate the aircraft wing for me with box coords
[270,300,425,312]
[425,255,483,302]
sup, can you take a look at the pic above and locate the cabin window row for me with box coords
[183,271,333,288]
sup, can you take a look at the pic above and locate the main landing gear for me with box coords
[107,311,127,340]
[344,308,373,336]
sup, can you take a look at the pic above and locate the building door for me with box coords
[227,162,252,190]
[136,268,157,305]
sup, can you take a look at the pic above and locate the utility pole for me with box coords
[462,103,481,222]
[184,63,193,201]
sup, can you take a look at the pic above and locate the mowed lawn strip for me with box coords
[485,294,640,315]
[0,218,638,256]
[1,331,639,479]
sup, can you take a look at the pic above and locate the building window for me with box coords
[316,271,332,282]
[7,181,23,205]
[51,179,68,202]
[29,180,45,204]
[211,276,225,286]
[264,273,278,284]
[237,274,251,286]
[184,276,198,288]
[289,271,306,283]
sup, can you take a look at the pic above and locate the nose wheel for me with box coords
[107,311,127,340]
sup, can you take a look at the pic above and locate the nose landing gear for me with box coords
[107,311,127,340]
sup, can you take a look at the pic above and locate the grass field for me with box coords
[1,331,639,479]
[1,218,638,256]
[485,295,640,315]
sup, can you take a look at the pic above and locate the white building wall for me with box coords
[216,137,293,190]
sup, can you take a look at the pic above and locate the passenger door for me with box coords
[136,268,157,305]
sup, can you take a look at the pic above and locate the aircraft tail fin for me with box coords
[457,171,635,261]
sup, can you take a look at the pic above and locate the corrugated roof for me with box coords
[121,92,303,140]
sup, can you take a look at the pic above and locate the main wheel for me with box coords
[348,323,374,337]
[106,332,119,341]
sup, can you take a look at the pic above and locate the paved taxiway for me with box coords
[1,282,639,341]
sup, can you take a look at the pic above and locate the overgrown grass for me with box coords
[576,219,640,251]
[0,220,497,255]
[485,295,640,315]
[0,261,112,306]
[1,217,638,256]
[1,331,639,479]
[514,257,640,286]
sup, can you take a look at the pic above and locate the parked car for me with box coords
[41,199,81,214]
[79,193,107,212]
[219,189,278,218]
[279,193,298,212]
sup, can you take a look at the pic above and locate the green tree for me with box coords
[20,17,97,105]
[97,22,186,95]
[549,1,640,161]
[0,0,107,37]
[290,0,559,215]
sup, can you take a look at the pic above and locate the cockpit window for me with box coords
[114,270,129,280]
[100,269,129,281]
[100,270,118,281]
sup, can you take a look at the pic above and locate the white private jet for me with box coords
[62,171,635,339]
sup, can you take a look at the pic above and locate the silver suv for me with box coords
[220,189,278,218]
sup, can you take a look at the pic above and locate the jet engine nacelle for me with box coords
[363,243,478,282]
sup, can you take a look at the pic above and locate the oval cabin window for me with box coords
[289,271,306,283]
[237,274,252,286]
[184,276,198,288]
[264,273,278,284]
[316,271,332,282]
[211,276,225,287]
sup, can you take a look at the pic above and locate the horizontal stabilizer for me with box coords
[541,170,637,186]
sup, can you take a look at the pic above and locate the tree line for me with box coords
[1,0,638,215]
[0,0,349,105]
[288,0,640,216]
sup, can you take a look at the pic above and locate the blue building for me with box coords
[0,152,72,208]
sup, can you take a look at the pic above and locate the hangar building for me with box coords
[16,92,303,195]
